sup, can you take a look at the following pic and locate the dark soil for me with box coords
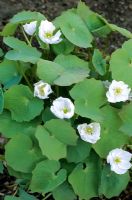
[0,0,132,199]
[0,0,132,51]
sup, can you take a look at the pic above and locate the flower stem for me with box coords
[21,26,31,46]
[43,193,52,200]
[17,61,33,90]
[55,85,59,97]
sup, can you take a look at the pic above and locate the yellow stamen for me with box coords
[114,157,121,164]
[45,32,53,38]
[38,85,45,96]
[85,127,93,135]
[63,108,69,114]
[114,87,122,95]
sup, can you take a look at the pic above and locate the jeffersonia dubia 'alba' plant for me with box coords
[106,80,131,103]
[0,1,132,200]
[50,97,75,119]
[39,20,62,44]
[23,21,37,36]
[77,122,101,144]
[107,148,132,174]
[34,80,53,99]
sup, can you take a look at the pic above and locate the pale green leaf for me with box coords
[30,160,67,193]
[5,134,40,173]
[67,139,91,163]
[4,37,41,64]
[119,102,132,136]
[35,125,66,160]
[58,10,93,48]
[99,165,130,198]
[110,39,132,87]
[0,111,37,138]
[92,49,106,75]
[4,84,44,122]
[93,106,129,158]
[0,88,4,114]
[45,119,78,146]
[68,151,101,199]
[70,79,106,121]
[54,54,89,86]
[53,182,76,200]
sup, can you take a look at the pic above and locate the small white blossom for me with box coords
[106,80,131,103]
[107,148,132,174]
[38,20,62,44]
[77,122,101,144]
[23,21,37,36]
[34,80,53,99]
[50,97,74,119]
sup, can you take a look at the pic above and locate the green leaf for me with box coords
[77,2,111,38]
[45,119,78,146]
[4,37,41,64]
[37,59,63,85]
[0,23,18,36]
[4,196,21,200]
[0,111,37,138]
[77,1,104,31]
[119,102,132,136]
[58,10,93,48]
[110,39,132,87]
[92,25,111,38]
[4,84,44,122]
[70,79,106,121]
[92,49,106,75]
[0,88,4,114]
[53,182,76,200]
[93,105,129,158]
[7,166,31,180]
[0,161,4,174]
[35,125,66,160]
[0,48,4,57]
[37,55,89,86]
[110,24,132,39]
[54,54,89,86]
[1,11,45,37]
[68,151,101,199]
[10,11,45,24]
[67,139,91,163]
[42,107,57,123]
[52,38,74,55]
[99,165,130,198]
[0,59,21,88]
[5,134,40,173]
[30,160,67,193]
[19,189,37,200]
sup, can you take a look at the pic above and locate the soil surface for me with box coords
[0,0,132,199]
[0,0,132,51]
[0,0,132,32]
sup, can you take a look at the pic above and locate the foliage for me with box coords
[0,1,132,200]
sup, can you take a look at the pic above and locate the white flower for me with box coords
[107,148,132,174]
[106,80,131,103]
[34,80,53,99]
[23,21,37,36]
[77,122,101,144]
[38,20,62,44]
[50,97,75,119]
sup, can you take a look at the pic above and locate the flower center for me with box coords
[38,85,45,96]
[114,87,122,96]
[114,157,121,164]
[85,127,93,135]
[45,32,53,38]
[63,107,69,114]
